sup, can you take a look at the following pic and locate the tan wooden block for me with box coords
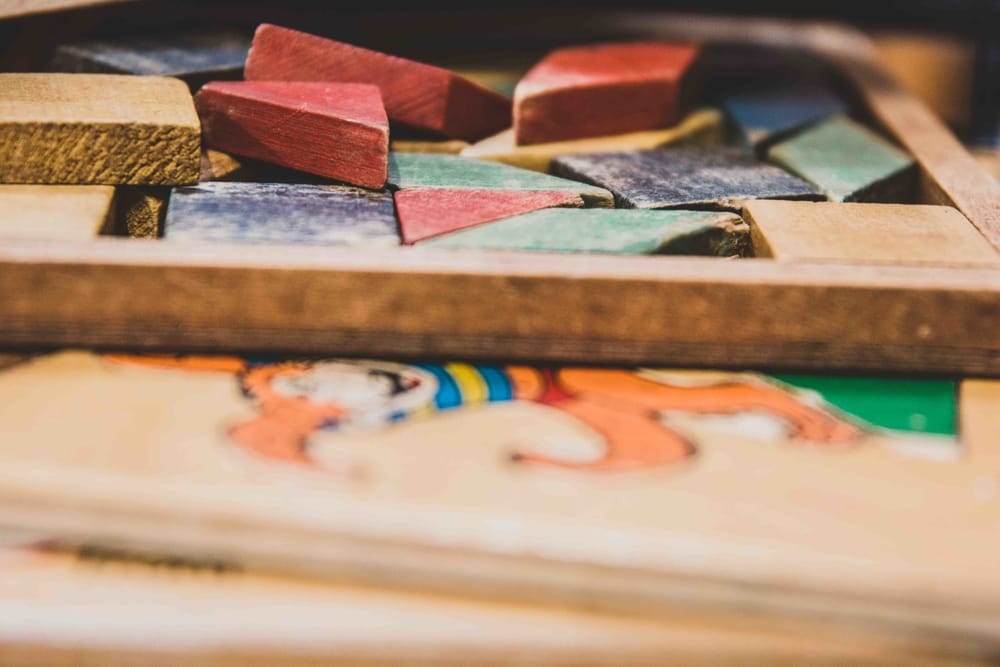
[390,138,469,155]
[199,148,250,182]
[0,73,200,185]
[745,201,999,265]
[117,187,167,238]
[462,107,723,173]
[0,184,114,239]
[960,380,1000,471]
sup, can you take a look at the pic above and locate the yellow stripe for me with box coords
[446,363,487,405]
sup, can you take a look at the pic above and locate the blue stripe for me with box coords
[415,363,463,410]
[477,366,513,402]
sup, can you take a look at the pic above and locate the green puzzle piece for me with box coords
[421,208,749,256]
[387,153,614,207]
[774,375,957,436]
[767,116,915,203]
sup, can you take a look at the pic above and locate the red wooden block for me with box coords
[244,24,511,142]
[513,42,702,146]
[195,81,389,189]
[394,188,582,244]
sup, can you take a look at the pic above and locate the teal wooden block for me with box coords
[766,116,916,203]
[387,153,613,207]
[420,208,748,256]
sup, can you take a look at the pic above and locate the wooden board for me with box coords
[0,184,114,239]
[0,74,200,185]
[767,116,916,202]
[163,182,399,246]
[421,208,748,256]
[51,30,250,91]
[461,107,723,173]
[1,538,991,667]
[744,201,1000,266]
[513,42,701,145]
[244,24,511,142]
[387,153,614,207]
[552,147,823,210]
[721,82,847,150]
[196,81,389,189]
[0,350,998,653]
[394,188,582,244]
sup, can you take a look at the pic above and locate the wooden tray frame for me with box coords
[1,12,998,375]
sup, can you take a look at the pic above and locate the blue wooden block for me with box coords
[51,30,251,91]
[163,182,399,246]
[721,83,848,150]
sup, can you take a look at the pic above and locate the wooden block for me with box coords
[454,67,524,97]
[552,147,822,210]
[117,186,167,238]
[51,30,250,91]
[388,153,614,207]
[461,107,723,173]
[195,81,388,189]
[767,116,917,202]
[422,208,749,256]
[199,148,247,182]
[244,24,511,141]
[0,73,200,185]
[721,83,848,150]
[395,188,582,244]
[745,201,999,265]
[960,380,1000,470]
[390,138,469,155]
[163,182,398,246]
[514,42,702,145]
[0,184,114,239]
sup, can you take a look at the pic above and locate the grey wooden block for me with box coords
[163,182,399,246]
[51,30,250,91]
[551,147,823,210]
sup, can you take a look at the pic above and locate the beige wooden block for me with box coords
[199,148,247,182]
[960,380,1000,470]
[745,201,999,265]
[0,184,114,239]
[118,187,167,238]
[461,107,723,173]
[0,73,200,185]
[390,138,469,155]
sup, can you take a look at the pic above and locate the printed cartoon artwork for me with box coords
[103,355,957,473]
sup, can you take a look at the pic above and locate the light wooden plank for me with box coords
[0,184,114,239]
[745,201,999,265]
[960,380,1000,471]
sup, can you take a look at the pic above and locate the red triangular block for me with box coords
[245,24,511,142]
[394,188,583,244]
[195,81,389,188]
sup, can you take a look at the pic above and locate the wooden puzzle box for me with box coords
[0,2,996,377]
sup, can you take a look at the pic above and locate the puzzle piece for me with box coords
[195,81,388,189]
[744,201,999,265]
[461,108,723,173]
[394,188,582,243]
[552,147,822,210]
[721,82,848,150]
[0,74,200,185]
[163,182,399,246]
[51,30,250,91]
[766,116,916,202]
[421,208,749,256]
[118,187,167,238]
[514,42,702,145]
[244,24,510,141]
[388,153,613,207]
[0,184,114,239]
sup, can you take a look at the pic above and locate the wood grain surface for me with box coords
[0,74,200,185]
[0,184,114,239]
[118,186,166,238]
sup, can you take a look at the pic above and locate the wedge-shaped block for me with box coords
[745,201,999,265]
[244,24,510,141]
[552,147,822,210]
[388,153,613,207]
[195,81,388,189]
[722,83,847,150]
[422,208,748,256]
[395,188,582,244]
[766,116,916,202]
[164,182,398,246]
[118,186,167,238]
[0,74,200,185]
[462,108,723,173]
[390,139,469,155]
[514,42,702,145]
[0,184,114,239]
[51,30,250,91]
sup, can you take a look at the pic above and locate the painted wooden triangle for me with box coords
[394,187,582,244]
